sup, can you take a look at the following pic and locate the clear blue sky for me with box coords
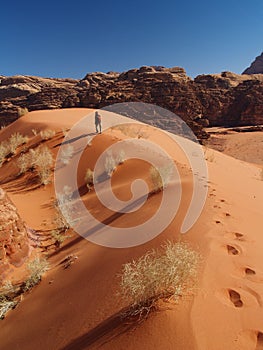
[1,0,262,79]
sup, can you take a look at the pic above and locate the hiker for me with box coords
[95,111,102,134]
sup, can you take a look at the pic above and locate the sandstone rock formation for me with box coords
[0,66,263,138]
[0,188,29,279]
[243,52,263,75]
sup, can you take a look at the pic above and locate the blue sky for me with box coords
[1,0,262,78]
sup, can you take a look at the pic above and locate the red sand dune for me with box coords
[0,109,262,350]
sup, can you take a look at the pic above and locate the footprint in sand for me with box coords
[234,232,244,240]
[228,289,243,307]
[245,268,256,276]
[227,244,240,255]
[223,232,245,242]
[256,332,263,350]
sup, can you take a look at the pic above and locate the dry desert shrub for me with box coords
[0,143,9,166]
[105,152,117,176]
[0,295,17,320]
[204,147,215,162]
[54,186,79,230]
[0,281,18,319]
[40,129,56,140]
[31,129,38,136]
[120,241,200,318]
[17,145,53,184]
[51,229,71,248]
[22,256,49,292]
[150,164,173,193]
[104,150,126,177]
[116,149,126,165]
[85,168,94,191]
[0,133,28,166]
[60,144,74,165]
[8,133,28,154]
[17,152,32,174]
[17,107,28,117]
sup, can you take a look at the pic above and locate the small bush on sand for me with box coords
[0,281,18,319]
[17,146,53,184]
[17,107,28,117]
[61,144,74,165]
[30,146,53,184]
[85,168,94,191]
[105,152,117,176]
[40,129,56,140]
[54,186,79,230]
[8,133,28,154]
[31,129,38,136]
[150,164,172,193]
[0,133,28,166]
[0,142,9,166]
[22,256,49,292]
[120,241,200,318]
[51,229,70,248]
[17,152,32,174]
[0,295,17,319]
[116,150,126,165]
[204,148,215,163]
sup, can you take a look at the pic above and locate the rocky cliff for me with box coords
[243,52,263,75]
[0,188,29,280]
[0,66,263,138]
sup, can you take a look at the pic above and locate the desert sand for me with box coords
[0,108,262,350]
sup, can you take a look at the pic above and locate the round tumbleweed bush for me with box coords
[120,241,200,317]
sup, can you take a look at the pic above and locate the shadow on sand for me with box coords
[60,306,148,350]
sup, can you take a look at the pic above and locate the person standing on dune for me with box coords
[95,111,102,134]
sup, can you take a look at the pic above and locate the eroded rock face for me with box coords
[243,52,263,75]
[0,66,263,137]
[0,189,29,279]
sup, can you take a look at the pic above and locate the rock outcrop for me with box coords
[0,66,263,138]
[0,188,29,279]
[242,52,263,75]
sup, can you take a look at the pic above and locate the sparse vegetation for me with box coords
[85,168,94,191]
[51,229,70,248]
[150,164,173,193]
[17,152,32,174]
[102,150,126,177]
[0,281,18,319]
[40,129,56,140]
[17,145,53,184]
[105,152,117,176]
[17,107,29,117]
[120,241,200,318]
[62,128,69,137]
[0,295,17,320]
[31,129,38,136]
[0,133,28,166]
[22,256,49,292]
[116,150,126,165]
[204,148,215,162]
[0,259,49,319]
[55,186,79,230]
[0,142,9,166]
[8,133,28,154]
[61,144,74,165]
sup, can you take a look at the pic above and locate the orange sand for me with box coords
[0,109,262,350]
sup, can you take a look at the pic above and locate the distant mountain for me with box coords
[0,67,263,139]
[243,52,263,74]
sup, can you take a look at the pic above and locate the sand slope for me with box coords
[0,109,262,350]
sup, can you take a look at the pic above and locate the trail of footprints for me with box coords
[212,197,263,349]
